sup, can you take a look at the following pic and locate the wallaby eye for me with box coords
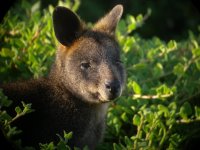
[80,62,91,70]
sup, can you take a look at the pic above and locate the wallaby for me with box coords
[0,4,126,149]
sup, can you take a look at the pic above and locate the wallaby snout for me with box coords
[105,80,121,100]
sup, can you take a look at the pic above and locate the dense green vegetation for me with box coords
[1,0,200,149]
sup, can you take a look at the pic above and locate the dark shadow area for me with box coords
[77,0,200,41]
[1,0,200,41]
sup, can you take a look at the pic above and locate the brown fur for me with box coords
[0,5,125,149]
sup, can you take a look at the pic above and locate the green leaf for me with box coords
[192,48,200,57]
[0,90,12,107]
[22,101,34,114]
[179,102,193,120]
[136,14,143,23]
[117,20,127,35]
[127,15,136,25]
[132,81,142,94]
[15,106,22,115]
[64,131,73,140]
[40,142,55,150]
[121,112,129,122]
[156,84,172,95]
[0,111,12,122]
[153,63,163,77]
[113,143,122,150]
[169,102,177,109]
[133,63,147,70]
[31,1,41,13]
[158,104,169,117]
[195,106,200,119]
[123,37,135,53]
[56,141,68,150]
[124,136,133,146]
[7,126,22,138]
[195,59,200,70]
[173,63,185,77]
[133,114,141,126]
[127,23,137,33]
[167,40,177,50]
[0,48,15,57]
[127,15,136,33]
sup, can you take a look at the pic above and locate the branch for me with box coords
[132,93,173,99]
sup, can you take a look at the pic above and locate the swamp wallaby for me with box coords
[0,4,126,149]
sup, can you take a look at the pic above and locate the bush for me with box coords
[1,0,200,149]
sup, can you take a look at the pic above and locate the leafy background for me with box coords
[0,0,200,149]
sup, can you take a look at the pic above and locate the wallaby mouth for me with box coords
[92,92,108,103]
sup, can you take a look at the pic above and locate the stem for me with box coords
[132,93,173,100]
[134,115,144,149]
[158,122,167,148]
[145,115,160,148]
[7,112,26,125]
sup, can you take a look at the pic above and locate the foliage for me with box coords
[39,131,80,150]
[1,0,200,150]
[0,89,34,149]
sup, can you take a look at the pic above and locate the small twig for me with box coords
[7,112,26,125]
[132,93,173,99]
[176,118,200,124]
[134,115,144,149]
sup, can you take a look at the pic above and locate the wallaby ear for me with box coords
[93,5,123,35]
[53,6,82,46]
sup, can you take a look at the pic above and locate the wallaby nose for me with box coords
[105,80,121,99]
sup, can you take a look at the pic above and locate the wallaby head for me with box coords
[51,5,126,104]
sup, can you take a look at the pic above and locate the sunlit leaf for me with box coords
[179,102,193,120]
[173,63,185,77]
[133,114,141,126]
